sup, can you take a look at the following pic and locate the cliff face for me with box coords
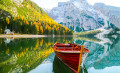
[46,0,107,32]
[46,0,120,32]
[94,3,120,29]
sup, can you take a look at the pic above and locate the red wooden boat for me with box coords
[53,43,90,73]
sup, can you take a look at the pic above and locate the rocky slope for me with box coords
[94,3,120,29]
[46,0,119,32]
[46,0,107,32]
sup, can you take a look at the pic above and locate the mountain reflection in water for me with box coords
[74,35,120,73]
[0,35,120,73]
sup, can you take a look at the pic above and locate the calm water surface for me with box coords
[0,36,120,73]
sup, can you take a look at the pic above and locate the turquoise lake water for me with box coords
[0,36,120,73]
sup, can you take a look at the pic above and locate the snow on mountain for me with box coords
[46,0,109,32]
[94,3,120,29]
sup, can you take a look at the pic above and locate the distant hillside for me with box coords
[0,0,73,35]
[94,3,120,29]
[46,0,120,33]
[46,0,105,32]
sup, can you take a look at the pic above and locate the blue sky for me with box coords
[31,0,120,9]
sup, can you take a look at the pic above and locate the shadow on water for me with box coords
[53,56,88,73]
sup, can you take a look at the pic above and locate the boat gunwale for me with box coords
[54,49,89,53]
[53,43,90,53]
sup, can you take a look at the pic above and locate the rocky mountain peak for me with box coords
[70,0,87,2]
[46,0,118,32]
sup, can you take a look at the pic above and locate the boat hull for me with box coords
[53,56,75,73]
[53,56,88,73]
[55,51,82,73]
[53,43,90,73]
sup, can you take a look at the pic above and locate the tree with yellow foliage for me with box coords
[40,26,43,34]
[0,0,73,35]
[6,17,10,24]
[0,28,2,33]
[21,16,23,20]
[26,20,29,25]
[31,22,33,25]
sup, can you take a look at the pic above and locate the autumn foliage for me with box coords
[0,0,73,35]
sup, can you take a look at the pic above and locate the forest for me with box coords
[0,0,73,35]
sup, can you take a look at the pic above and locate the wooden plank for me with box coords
[78,45,83,73]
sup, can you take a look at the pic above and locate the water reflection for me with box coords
[0,37,73,73]
[29,53,88,73]
[0,35,120,73]
[4,38,14,44]
[53,56,88,73]
[74,35,120,73]
[29,53,55,73]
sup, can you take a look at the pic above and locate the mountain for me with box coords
[94,3,120,29]
[0,0,73,35]
[46,0,120,32]
[46,0,107,32]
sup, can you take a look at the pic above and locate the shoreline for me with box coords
[0,34,73,38]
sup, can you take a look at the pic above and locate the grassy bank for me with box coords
[74,30,101,36]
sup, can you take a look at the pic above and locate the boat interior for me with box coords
[53,43,90,53]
